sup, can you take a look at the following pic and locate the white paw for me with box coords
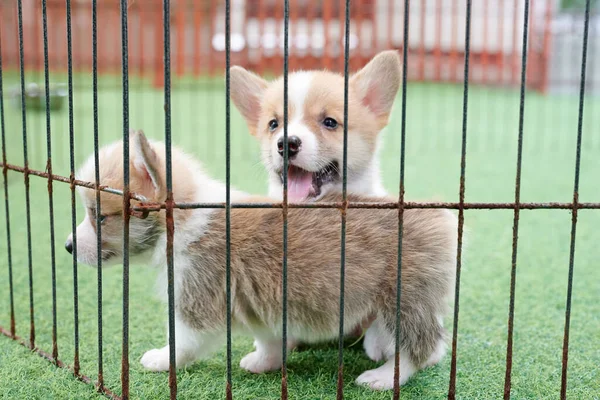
[356,367,394,390]
[356,358,415,390]
[240,351,282,374]
[140,347,170,372]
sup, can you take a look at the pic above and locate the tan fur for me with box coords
[76,130,199,228]
[179,195,457,365]
[69,133,457,388]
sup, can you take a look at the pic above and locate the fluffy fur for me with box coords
[66,131,457,390]
[230,50,401,202]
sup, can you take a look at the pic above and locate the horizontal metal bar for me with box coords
[1,163,146,201]
[2,162,599,211]
[132,201,600,211]
[0,325,121,400]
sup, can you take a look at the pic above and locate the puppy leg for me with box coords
[363,318,388,362]
[357,318,418,390]
[356,353,418,390]
[141,316,223,372]
[240,332,284,374]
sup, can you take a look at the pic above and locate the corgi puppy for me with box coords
[230,50,401,202]
[65,131,457,390]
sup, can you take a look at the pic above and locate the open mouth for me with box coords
[279,161,339,201]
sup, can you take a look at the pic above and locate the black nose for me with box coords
[277,136,302,158]
[65,239,73,254]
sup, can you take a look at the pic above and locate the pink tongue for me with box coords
[287,167,313,201]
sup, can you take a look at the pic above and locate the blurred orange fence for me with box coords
[0,0,553,92]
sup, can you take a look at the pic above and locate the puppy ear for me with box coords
[350,50,401,124]
[131,130,165,200]
[230,66,268,136]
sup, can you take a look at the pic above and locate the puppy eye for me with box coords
[268,119,279,131]
[98,215,106,224]
[322,117,338,129]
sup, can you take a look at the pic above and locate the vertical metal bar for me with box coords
[92,0,104,390]
[17,0,35,350]
[162,0,177,398]
[0,20,15,339]
[503,1,530,398]
[42,0,59,363]
[336,1,351,398]
[120,0,131,397]
[447,0,471,398]
[281,0,290,398]
[560,1,591,398]
[224,0,232,398]
[65,0,80,375]
[393,1,409,398]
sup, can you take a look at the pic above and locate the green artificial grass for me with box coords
[0,72,599,399]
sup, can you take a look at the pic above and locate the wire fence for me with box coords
[0,0,596,399]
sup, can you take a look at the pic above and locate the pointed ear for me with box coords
[350,50,401,124]
[230,66,268,136]
[131,129,165,200]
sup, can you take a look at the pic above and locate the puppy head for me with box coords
[231,50,401,201]
[65,130,165,267]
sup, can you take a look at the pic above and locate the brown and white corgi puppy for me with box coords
[65,131,456,390]
[230,50,401,202]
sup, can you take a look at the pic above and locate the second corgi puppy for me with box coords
[230,50,401,201]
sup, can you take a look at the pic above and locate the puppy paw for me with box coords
[240,351,282,374]
[141,347,170,372]
[356,368,394,390]
[356,358,415,390]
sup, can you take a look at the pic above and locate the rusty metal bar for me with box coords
[17,0,36,350]
[504,1,530,398]
[41,0,59,364]
[65,0,81,376]
[336,0,351,398]
[448,0,472,398]
[560,1,591,398]
[119,0,131,398]
[2,161,600,214]
[0,18,15,339]
[281,0,290,398]
[0,163,147,201]
[92,0,105,390]
[162,0,177,398]
[393,0,410,398]
[225,0,233,398]
[0,326,122,400]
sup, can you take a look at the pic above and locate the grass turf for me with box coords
[1,72,599,399]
